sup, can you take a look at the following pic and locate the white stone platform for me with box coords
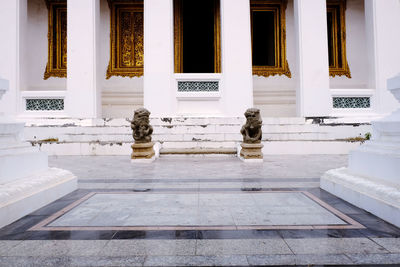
[321,167,400,227]
[0,77,77,228]
[321,74,400,228]
[0,168,77,228]
[21,117,372,156]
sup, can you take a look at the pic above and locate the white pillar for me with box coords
[294,0,330,117]
[66,0,101,118]
[144,0,174,117]
[0,0,24,116]
[364,0,400,115]
[220,0,253,116]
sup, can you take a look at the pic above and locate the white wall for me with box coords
[99,0,143,118]
[253,0,296,117]
[329,0,368,89]
[24,0,66,91]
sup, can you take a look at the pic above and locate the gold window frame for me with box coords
[44,0,67,80]
[174,0,221,73]
[327,0,351,78]
[107,0,144,79]
[250,0,291,78]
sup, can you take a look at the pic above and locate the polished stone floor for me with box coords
[0,155,399,267]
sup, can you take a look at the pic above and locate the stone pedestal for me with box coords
[239,143,264,163]
[321,74,400,227]
[0,78,77,228]
[131,142,155,163]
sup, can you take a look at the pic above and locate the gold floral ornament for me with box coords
[251,0,291,78]
[327,0,351,78]
[44,0,67,80]
[107,0,144,79]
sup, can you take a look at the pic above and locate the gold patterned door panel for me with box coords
[107,0,144,79]
[327,0,351,78]
[250,0,291,78]
[44,0,67,80]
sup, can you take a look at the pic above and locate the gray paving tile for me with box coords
[70,256,145,266]
[346,253,400,264]
[285,238,389,254]
[6,240,108,256]
[372,238,400,253]
[196,239,292,255]
[49,155,347,180]
[246,254,296,265]
[0,241,22,256]
[47,192,347,227]
[0,256,146,267]
[100,240,196,256]
[294,253,353,265]
[144,255,248,266]
[0,256,72,267]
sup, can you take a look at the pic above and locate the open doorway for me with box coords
[174,0,221,73]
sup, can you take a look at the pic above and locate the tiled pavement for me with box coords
[0,155,399,266]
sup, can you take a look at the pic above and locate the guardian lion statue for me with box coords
[240,108,262,144]
[131,108,153,143]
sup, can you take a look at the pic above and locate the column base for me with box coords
[0,167,77,229]
[131,142,155,161]
[321,167,400,228]
[240,143,264,162]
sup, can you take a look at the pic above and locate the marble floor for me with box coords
[0,155,399,267]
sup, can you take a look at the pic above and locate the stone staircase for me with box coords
[21,117,373,156]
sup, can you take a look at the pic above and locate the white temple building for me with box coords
[0,0,399,156]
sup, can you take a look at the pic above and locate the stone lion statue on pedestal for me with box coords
[240,108,262,144]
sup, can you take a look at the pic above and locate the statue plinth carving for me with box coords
[239,108,263,162]
[130,108,155,163]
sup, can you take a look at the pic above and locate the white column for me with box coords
[0,0,24,116]
[220,0,253,116]
[364,0,400,115]
[294,0,330,117]
[144,0,174,117]
[66,0,101,118]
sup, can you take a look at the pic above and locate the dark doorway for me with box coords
[252,11,276,67]
[175,0,220,73]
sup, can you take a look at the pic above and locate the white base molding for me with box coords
[0,167,77,229]
[321,167,400,228]
[131,157,156,163]
[239,157,264,163]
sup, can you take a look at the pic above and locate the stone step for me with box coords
[20,117,372,155]
[160,148,237,155]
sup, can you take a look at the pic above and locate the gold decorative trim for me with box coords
[44,0,67,80]
[174,0,221,73]
[250,0,291,78]
[327,0,351,78]
[107,0,144,79]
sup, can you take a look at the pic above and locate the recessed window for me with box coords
[107,0,144,79]
[327,0,351,78]
[174,0,221,73]
[250,0,291,78]
[44,0,67,80]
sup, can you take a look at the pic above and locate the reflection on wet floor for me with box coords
[0,156,399,266]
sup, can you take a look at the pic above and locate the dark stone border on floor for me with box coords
[0,188,399,240]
